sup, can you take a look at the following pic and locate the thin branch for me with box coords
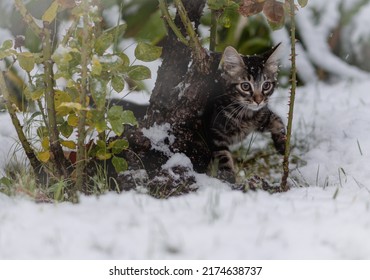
[43,22,70,179]
[75,0,90,192]
[174,0,203,52]
[173,0,209,73]
[0,71,45,182]
[280,0,297,191]
[158,0,189,46]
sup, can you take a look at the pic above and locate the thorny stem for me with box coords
[75,0,90,192]
[158,0,189,46]
[43,22,71,179]
[280,0,297,191]
[174,0,208,72]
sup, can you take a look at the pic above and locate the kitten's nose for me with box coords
[254,95,263,104]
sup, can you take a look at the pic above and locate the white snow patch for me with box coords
[141,123,175,156]
[162,153,193,170]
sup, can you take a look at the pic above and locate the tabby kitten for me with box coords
[204,44,286,182]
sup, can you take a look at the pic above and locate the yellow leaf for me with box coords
[42,1,60,23]
[38,151,51,163]
[58,102,82,111]
[55,90,72,116]
[92,56,102,76]
[67,114,79,127]
[61,140,76,149]
[41,138,50,150]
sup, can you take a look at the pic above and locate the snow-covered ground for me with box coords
[1,78,370,259]
[1,0,370,260]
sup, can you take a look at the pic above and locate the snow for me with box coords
[1,77,370,259]
[142,122,175,157]
[1,0,370,260]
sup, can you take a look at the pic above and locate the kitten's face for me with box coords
[220,45,280,111]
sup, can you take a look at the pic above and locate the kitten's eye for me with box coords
[240,82,251,92]
[262,81,272,91]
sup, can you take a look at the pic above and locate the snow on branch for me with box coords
[296,7,370,80]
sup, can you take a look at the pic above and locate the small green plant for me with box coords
[0,0,161,200]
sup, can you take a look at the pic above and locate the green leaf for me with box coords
[42,1,60,23]
[90,78,107,110]
[207,0,228,10]
[1,40,13,50]
[30,89,44,101]
[59,121,73,138]
[298,0,308,8]
[134,42,162,62]
[122,110,138,127]
[0,177,12,187]
[91,56,102,76]
[107,106,138,136]
[88,109,107,133]
[111,75,125,92]
[108,106,124,136]
[99,54,124,71]
[37,126,48,138]
[112,156,128,173]
[105,24,127,41]
[17,52,35,72]
[96,149,112,160]
[128,65,151,81]
[54,90,73,116]
[95,33,114,56]
[108,139,129,154]
[67,114,79,127]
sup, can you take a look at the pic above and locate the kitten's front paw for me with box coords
[217,169,236,184]
[272,133,286,155]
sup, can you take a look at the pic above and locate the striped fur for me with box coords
[204,45,286,182]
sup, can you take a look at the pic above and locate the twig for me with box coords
[158,0,189,46]
[280,0,297,191]
[43,22,70,179]
[75,0,91,192]
[174,0,203,52]
[173,0,208,72]
[0,71,45,182]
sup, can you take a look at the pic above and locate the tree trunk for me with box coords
[144,0,214,171]
[116,0,218,193]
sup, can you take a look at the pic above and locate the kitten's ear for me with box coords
[220,46,245,76]
[264,43,282,73]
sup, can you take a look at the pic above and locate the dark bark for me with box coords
[110,0,220,192]
[144,0,213,173]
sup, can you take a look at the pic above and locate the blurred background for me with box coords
[1,0,370,102]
